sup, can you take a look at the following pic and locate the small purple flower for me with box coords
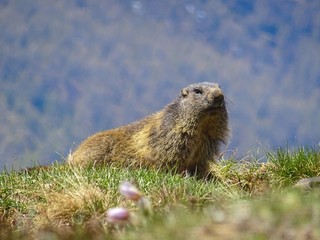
[119,181,142,201]
[106,207,130,224]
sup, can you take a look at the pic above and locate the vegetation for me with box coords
[1,1,320,169]
[1,147,320,239]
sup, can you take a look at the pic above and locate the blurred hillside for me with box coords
[0,0,319,169]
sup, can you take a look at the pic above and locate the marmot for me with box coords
[68,82,229,178]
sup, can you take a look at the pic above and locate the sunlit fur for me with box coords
[68,82,229,178]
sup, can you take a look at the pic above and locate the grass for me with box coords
[266,146,320,188]
[0,146,320,239]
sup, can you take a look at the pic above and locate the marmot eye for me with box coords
[193,88,203,94]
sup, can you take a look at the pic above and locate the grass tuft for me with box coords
[266,146,320,188]
[0,146,320,239]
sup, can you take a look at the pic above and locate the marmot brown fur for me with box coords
[68,82,229,178]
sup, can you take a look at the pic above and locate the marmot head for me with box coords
[179,82,226,116]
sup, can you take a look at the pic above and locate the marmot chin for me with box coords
[68,82,229,178]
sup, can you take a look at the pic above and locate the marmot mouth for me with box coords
[205,101,225,113]
[214,101,225,108]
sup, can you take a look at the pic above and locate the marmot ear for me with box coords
[181,88,189,97]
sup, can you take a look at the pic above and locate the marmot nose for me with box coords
[211,88,224,101]
[214,94,224,103]
[211,89,224,107]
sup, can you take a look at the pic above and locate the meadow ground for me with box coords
[1,147,320,239]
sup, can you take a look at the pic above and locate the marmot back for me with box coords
[68,82,229,178]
